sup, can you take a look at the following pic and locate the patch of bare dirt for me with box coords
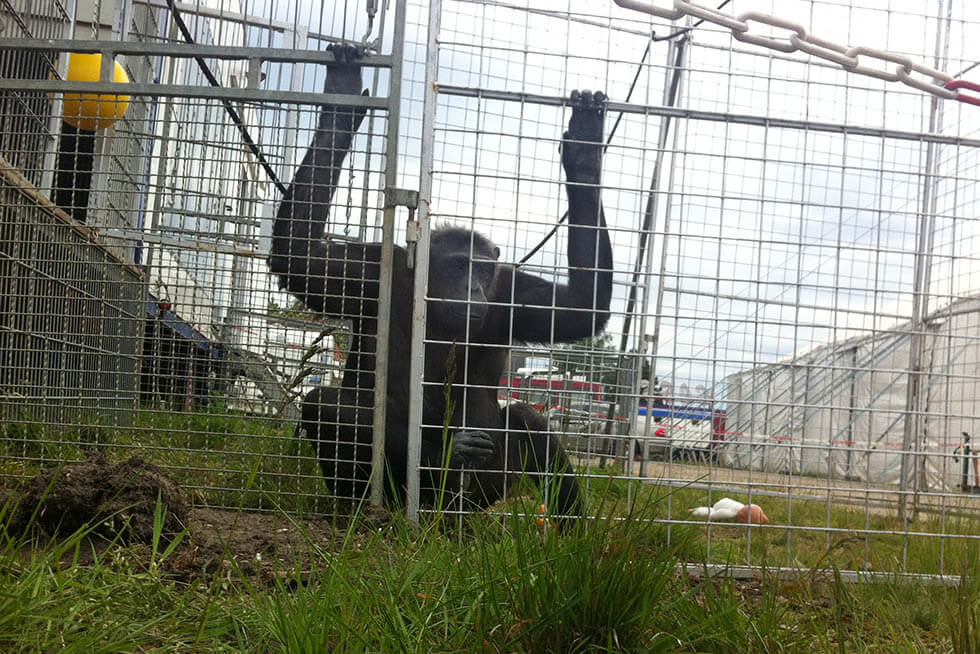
[5,452,188,543]
[168,507,347,583]
[1,453,385,583]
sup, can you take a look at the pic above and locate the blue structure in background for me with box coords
[141,296,226,407]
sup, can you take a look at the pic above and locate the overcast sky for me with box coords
[235,0,980,397]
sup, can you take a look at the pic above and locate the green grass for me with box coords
[4,408,980,650]
[5,409,980,576]
[1,407,324,514]
[5,407,980,576]
[0,493,974,652]
[657,483,980,577]
[576,466,980,578]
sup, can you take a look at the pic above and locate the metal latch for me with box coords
[385,187,421,268]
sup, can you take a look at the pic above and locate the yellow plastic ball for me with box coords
[62,53,131,131]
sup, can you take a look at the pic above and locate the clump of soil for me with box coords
[4,452,189,544]
[2,453,373,583]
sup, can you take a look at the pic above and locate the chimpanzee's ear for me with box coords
[493,246,501,260]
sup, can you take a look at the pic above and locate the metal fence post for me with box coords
[370,0,408,507]
[405,0,442,522]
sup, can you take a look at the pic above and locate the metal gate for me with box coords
[405,0,980,580]
[0,0,406,513]
[6,0,980,580]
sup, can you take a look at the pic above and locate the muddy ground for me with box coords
[0,453,380,583]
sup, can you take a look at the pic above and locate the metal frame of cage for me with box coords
[410,0,980,518]
[5,0,980,580]
[404,0,980,581]
[0,0,409,508]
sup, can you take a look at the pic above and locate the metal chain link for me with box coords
[613,0,971,104]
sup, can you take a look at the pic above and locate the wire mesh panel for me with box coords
[410,0,980,577]
[5,0,980,580]
[0,0,404,514]
[0,164,143,425]
[0,0,69,188]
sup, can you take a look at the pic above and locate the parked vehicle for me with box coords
[635,405,727,462]
[498,372,628,435]
[499,371,604,406]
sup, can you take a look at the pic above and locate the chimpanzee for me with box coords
[268,45,612,521]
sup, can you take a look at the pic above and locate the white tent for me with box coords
[720,295,980,491]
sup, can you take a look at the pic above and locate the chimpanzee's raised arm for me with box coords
[268,44,379,317]
[508,90,613,343]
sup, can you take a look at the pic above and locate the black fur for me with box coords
[269,44,613,521]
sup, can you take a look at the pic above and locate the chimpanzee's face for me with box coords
[427,236,500,336]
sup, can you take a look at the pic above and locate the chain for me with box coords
[613,0,980,106]
[344,157,354,236]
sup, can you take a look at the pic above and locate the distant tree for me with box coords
[551,334,621,390]
[267,299,317,320]
[268,300,350,363]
